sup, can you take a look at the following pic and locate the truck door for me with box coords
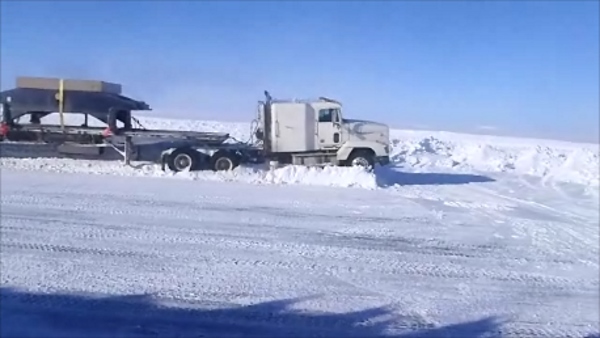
[317,108,342,149]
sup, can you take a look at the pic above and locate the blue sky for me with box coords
[1,0,598,142]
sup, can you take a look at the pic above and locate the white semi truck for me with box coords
[253,91,390,169]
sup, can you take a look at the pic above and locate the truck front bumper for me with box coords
[376,155,390,166]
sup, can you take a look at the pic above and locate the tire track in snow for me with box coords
[2,170,598,338]
[1,241,155,259]
[298,231,580,266]
[463,180,599,263]
[2,198,581,271]
[3,181,597,333]
[2,193,497,258]
[2,230,590,294]
[2,192,404,226]
[1,209,315,253]
[159,251,595,293]
[0,213,125,241]
[3,194,593,293]
[500,324,598,338]
[403,177,599,271]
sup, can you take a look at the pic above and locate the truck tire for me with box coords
[210,150,240,171]
[167,147,199,172]
[346,150,375,169]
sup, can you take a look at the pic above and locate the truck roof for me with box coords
[267,96,342,106]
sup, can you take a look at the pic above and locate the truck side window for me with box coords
[318,109,333,122]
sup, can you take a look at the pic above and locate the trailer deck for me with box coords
[0,76,264,172]
[3,123,232,145]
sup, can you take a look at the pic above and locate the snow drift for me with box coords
[0,157,380,189]
[390,132,599,187]
[0,114,598,188]
[133,115,599,186]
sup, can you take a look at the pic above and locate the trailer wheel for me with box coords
[210,150,240,171]
[167,148,199,172]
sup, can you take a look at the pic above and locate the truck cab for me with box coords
[255,92,390,168]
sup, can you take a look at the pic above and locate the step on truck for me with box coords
[0,76,391,172]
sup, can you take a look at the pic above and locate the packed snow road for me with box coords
[1,168,598,338]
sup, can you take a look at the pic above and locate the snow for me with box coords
[2,113,599,190]
[0,157,380,189]
[1,113,599,337]
[134,115,600,187]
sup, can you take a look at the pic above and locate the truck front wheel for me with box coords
[346,150,375,169]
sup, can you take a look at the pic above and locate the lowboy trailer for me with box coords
[0,76,391,172]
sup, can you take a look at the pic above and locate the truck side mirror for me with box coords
[332,110,342,126]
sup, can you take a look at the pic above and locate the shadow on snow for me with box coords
[1,287,504,338]
[374,166,495,187]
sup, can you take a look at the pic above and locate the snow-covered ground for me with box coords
[2,113,598,188]
[1,114,599,338]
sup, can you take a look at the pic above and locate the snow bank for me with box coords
[132,116,598,186]
[229,164,378,188]
[3,114,598,187]
[0,157,379,189]
[390,132,599,186]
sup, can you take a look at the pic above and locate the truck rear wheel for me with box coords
[210,150,240,171]
[167,147,199,172]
